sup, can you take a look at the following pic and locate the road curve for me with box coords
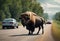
[0,24,55,41]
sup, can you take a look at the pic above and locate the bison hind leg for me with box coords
[41,25,44,34]
[37,26,41,35]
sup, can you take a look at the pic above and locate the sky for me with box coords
[37,0,60,20]
[38,0,60,15]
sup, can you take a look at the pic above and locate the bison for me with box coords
[19,11,45,35]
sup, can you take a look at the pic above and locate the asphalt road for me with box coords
[0,24,55,41]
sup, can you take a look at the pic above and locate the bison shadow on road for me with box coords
[10,34,40,37]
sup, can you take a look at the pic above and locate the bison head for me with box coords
[19,11,37,27]
[19,13,30,27]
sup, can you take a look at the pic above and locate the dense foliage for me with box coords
[54,12,60,21]
[43,13,48,21]
[0,0,43,21]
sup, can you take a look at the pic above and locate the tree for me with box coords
[0,0,11,21]
[43,13,48,20]
[9,0,22,21]
[0,10,6,21]
[31,2,43,16]
[54,12,60,21]
[3,5,11,18]
[0,0,44,21]
[21,0,43,16]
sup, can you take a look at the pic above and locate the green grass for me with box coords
[52,21,60,41]
[0,25,2,29]
[0,22,2,29]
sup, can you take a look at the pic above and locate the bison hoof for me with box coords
[28,32,31,35]
[42,32,44,34]
[28,33,33,35]
[36,33,39,35]
[28,33,30,35]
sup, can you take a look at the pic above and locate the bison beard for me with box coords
[26,20,35,34]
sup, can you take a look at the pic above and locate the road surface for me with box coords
[0,24,55,41]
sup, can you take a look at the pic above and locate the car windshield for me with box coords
[4,19,13,22]
[5,19,13,21]
[3,18,15,22]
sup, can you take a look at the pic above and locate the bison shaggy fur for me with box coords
[19,11,45,35]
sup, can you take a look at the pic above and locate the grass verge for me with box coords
[0,22,2,29]
[52,21,60,41]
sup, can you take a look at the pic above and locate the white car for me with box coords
[2,18,18,29]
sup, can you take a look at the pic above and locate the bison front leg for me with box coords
[28,30,31,35]
[41,25,44,34]
[37,26,41,34]
[31,26,35,35]
[30,31,33,35]
[28,30,33,35]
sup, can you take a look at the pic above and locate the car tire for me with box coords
[12,26,15,29]
[2,26,5,29]
[16,26,18,28]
